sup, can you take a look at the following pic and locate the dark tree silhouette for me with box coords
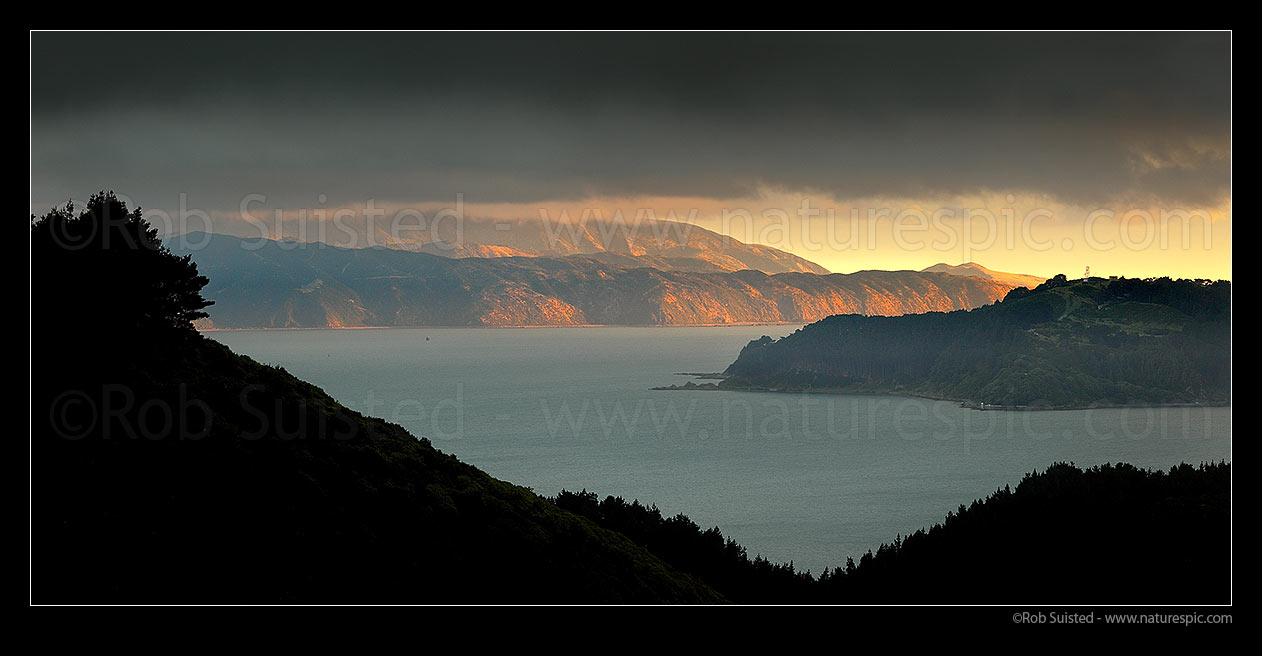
[31,191,212,341]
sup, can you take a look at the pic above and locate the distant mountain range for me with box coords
[171,233,1033,328]
[250,217,832,275]
[722,276,1231,408]
[921,262,1046,289]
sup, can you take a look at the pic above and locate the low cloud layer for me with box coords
[31,32,1230,212]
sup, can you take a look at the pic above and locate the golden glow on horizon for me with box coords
[202,188,1231,281]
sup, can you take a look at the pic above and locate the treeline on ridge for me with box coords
[553,460,1230,604]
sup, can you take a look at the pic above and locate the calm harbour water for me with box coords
[210,326,1232,575]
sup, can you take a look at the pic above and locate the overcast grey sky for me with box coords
[30,31,1230,214]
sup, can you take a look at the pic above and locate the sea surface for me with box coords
[209,326,1232,574]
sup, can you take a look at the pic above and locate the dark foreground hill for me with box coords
[555,461,1230,604]
[33,334,728,603]
[723,275,1231,408]
[31,194,719,603]
[169,233,1021,328]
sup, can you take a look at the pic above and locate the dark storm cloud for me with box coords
[30,31,1230,212]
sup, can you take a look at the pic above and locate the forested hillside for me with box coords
[723,275,1231,408]
[555,461,1231,604]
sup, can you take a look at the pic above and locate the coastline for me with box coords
[198,321,806,332]
[681,383,1231,412]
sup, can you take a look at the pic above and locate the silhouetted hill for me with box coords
[169,233,1021,327]
[33,334,724,603]
[556,462,1230,604]
[723,275,1231,408]
[818,461,1230,604]
[31,195,719,603]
